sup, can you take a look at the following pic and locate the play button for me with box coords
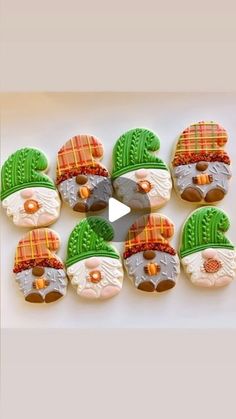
[108,198,131,222]
[85,175,151,243]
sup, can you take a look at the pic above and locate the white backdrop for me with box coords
[1,92,236,328]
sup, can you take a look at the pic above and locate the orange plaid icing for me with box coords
[124,214,176,258]
[173,121,230,166]
[14,228,64,272]
[56,135,108,183]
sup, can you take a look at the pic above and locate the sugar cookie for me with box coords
[123,214,180,292]
[180,207,236,287]
[112,128,172,210]
[1,148,61,227]
[56,135,112,212]
[66,217,123,299]
[13,228,68,303]
[171,121,231,204]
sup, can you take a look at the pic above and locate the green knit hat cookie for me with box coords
[112,128,168,180]
[1,148,56,201]
[66,217,119,267]
[180,207,234,258]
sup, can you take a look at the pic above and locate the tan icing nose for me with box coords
[144,263,160,276]
[203,258,222,273]
[137,180,152,193]
[78,186,91,199]
[24,199,40,214]
[88,270,102,283]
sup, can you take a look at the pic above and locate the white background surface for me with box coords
[1,92,236,328]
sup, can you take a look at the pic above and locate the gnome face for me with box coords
[173,161,231,203]
[113,168,172,210]
[182,248,236,288]
[2,187,61,227]
[58,173,112,212]
[124,249,179,292]
[15,266,68,303]
[67,256,123,299]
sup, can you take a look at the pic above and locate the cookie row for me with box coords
[13,209,236,303]
[1,121,231,227]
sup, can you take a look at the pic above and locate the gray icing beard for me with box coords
[15,267,67,298]
[58,175,112,208]
[125,251,179,288]
[172,162,231,194]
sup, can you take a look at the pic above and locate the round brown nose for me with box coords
[196,161,208,171]
[76,174,88,185]
[32,266,45,276]
[143,250,156,260]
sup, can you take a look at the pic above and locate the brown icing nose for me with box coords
[32,266,45,276]
[76,174,88,185]
[24,199,40,214]
[196,161,209,171]
[143,250,156,260]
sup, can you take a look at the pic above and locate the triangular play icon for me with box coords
[108,197,131,222]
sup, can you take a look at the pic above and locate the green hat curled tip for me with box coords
[66,217,119,267]
[1,148,56,201]
[180,207,234,259]
[112,128,167,180]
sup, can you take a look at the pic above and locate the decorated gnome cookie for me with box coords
[13,228,68,303]
[171,121,231,203]
[112,128,172,210]
[1,148,61,227]
[56,134,112,212]
[123,214,180,292]
[180,207,236,288]
[66,217,123,299]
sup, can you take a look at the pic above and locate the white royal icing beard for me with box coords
[182,248,236,287]
[67,257,123,299]
[2,187,61,227]
[113,169,172,209]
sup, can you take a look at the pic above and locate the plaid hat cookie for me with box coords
[171,121,231,203]
[13,228,68,303]
[123,214,180,293]
[66,217,123,299]
[1,148,61,227]
[112,128,172,210]
[56,134,112,212]
[180,207,236,288]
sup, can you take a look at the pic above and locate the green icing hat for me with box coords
[1,148,56,201]
[112,128,168,180]
[66,217,119,267]
[180,207,234,258]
